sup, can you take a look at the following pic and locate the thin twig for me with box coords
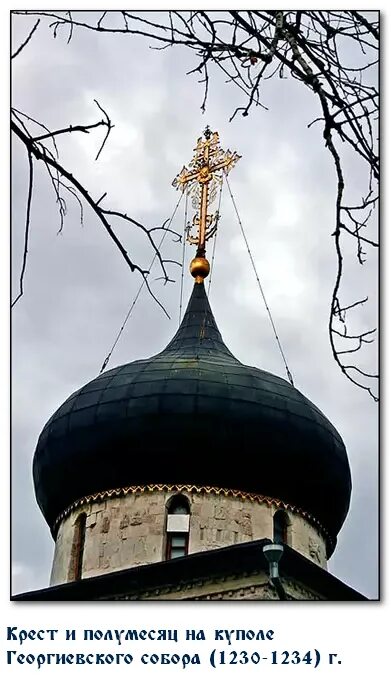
[12,150,34,307]
[12,19,40,59]
[12,119,171,318]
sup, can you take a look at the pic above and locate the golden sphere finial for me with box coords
[190,256,210,284]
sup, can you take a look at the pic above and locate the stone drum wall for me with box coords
[50,485,328,585]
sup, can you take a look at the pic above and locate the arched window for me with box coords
[68,512,86,581]
[273,510,290,545]
[165,495,190,560]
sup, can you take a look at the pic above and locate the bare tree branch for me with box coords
[11,10,379,398]
[11,18,40,59]
[16,100,114,161]
[11,116,175,318]
[12,149,34,307]
[93,99,114,160]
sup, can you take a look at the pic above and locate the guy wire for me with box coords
[179,190,189,324]
[207,178,224,298]
[224,175,295,387]
[99,191,185,374]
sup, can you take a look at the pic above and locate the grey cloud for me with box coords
[11,13,378,598]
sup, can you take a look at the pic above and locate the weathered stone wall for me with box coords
[50,489,327,585]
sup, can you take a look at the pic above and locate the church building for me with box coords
[14,128,365,601]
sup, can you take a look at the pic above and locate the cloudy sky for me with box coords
[11,11,378,599]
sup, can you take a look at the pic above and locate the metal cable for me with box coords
[207,179,224,298]
[200,179,225,340]
[178,190,189,324]
[225,175,295,387]
[99,191,185,373]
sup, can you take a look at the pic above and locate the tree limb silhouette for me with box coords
[12,10,378,398]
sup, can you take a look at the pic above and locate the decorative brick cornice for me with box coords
[112,572,321,601]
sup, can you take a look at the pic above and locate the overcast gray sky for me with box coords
[11,11,378,598]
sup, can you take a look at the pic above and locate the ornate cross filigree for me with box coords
[173,126,241,256]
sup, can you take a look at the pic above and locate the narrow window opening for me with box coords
[167,494,190,515]
[273,510,290,545]
[68,512,86,581]
[166,533,189,560]
[165,495,190,560]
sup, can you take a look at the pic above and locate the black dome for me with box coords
[33,282,351,552]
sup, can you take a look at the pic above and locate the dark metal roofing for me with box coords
[12,539,366,601]
[33,282,351,552]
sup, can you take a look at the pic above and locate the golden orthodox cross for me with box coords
[173,126,241,258]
